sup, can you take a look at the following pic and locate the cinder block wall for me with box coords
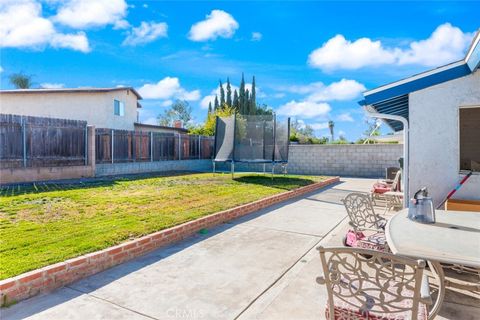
[215,144,403,178]
[96,160,213,176]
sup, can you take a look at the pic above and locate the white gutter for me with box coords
[363,107,409,208]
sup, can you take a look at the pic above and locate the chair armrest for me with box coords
[420,274,433,305]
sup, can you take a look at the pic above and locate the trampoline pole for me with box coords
[231,161,235,179]
[271,164,274,179]
[213,161,215,174]
[263,163,266,175]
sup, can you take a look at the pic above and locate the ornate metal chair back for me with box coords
[342,193,383,233]
[317,246,427,320]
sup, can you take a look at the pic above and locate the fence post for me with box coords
[150,131,153,162]
[178,133,181,160]
[22,118,27,167]
[111,129,114,164]
[84,125,88,165]
[132,131,136,162]
[198,135,201,159]
[87,126,96,176]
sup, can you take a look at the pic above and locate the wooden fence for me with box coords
[0,114,87,169]
[95,129,214,164]
[0,114,214,169]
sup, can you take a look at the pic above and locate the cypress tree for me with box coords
[239,73,245,114]
[226,78,232,107]
[214,96,219,110]
[233,89,239,112]
[250,76,256,115]
[245,89,250,115]
[208,102,212,114]
[219,80,225,106]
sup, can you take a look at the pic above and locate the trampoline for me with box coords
[213,114,290,177]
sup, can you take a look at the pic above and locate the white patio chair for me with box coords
[317,246,433,320]
[371,170,401,206]
[342,192,389,252]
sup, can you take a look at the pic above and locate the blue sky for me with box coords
[1,1,478,140]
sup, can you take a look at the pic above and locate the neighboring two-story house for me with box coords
[0,87,141,130]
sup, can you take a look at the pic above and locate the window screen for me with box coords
[114,100,125,116]
[459,107,480,172]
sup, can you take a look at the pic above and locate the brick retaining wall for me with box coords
[0,176,339,306]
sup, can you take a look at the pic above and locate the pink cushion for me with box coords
[372,182,392,194]
[351,232,389,252]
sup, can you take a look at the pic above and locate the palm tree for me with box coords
[9,73,33,89]
[328,120,335,142]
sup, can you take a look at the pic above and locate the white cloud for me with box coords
[397,23,472,66]
[123,21,168,46]
[160,100,172,107]
[40,82,65,89]
[54,0,128,29]
[50,31,90,52]
[0,0,90,52]
[276,100,331,118]
[143,117,158,125]
[308,23,473,71]
[307,79,366,102]
[0,66,3,73]
[309,122,329,130]
[308,35,397,71]
[251,32,262,41]
[337,112,354,122]
[113,19,130,30]
[188,10,238,42]
[137,77,201,101]
[278,79,365,102]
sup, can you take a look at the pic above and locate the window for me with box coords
[459,107,480,172]
[114,99,125,116]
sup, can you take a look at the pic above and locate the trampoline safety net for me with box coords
[214,114,290,163]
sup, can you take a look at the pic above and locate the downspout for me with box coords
[363,107,409,208]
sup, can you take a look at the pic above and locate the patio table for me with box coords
[386,209,480,267]
[386,209,480,318]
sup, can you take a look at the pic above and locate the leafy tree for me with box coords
[356,119,381,144]
[214,96,219,110]
[157,100,192,126]
[289,118,327,144]
[189,105,236,136]
[9,72,33,89]
[219,80,225,106]
[255,103,273,115]
[328,120,335,142]
[226,78,232,107]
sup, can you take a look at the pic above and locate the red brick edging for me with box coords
[0,177,339,306]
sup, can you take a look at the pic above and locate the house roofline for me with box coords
[133,122,189,133]
[0,87,143,101]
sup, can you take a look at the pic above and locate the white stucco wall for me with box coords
[409,70,480,206]
[0,90,139,130]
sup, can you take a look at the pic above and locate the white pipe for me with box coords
[363,107,409,208]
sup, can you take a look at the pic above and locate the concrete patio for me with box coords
[2,178,479,320]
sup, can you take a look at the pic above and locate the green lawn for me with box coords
[0,172,327,279]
